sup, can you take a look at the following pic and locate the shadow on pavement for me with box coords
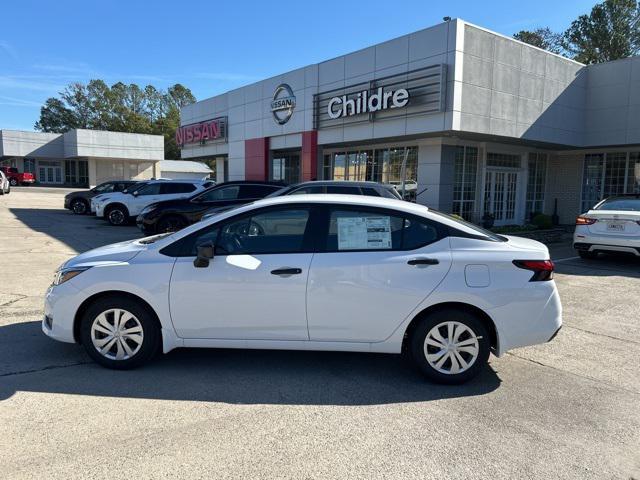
[555,253,640,279]
[8,207,141,253]
[0,321,501,405]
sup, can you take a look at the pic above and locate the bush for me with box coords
[531,213,553,229]
[449,214,465,221]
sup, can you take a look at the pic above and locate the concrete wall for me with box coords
[0,130,64,157]
[65,129,164,160]
[458,23,586,146]
[584,57,640,146]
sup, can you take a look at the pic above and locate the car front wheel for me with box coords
[71,199,88,214]
[80,296,160,369]
[9,178,18,186]
[410,308,490,384]
[106,205,129,226]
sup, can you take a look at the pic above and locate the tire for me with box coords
[79,296,160,369]
[156,215,187,233]
[105,204,129,226]
[578,250,598,259]
[410,308,490,384]
[9,178,18,186]
[6,185,9,194]
[71,198,88,215]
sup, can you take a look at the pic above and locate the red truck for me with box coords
[0,166,35,186]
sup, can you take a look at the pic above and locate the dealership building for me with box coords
[179,18,640,225]
[0,129,164,187]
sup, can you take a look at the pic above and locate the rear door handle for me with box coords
[271,268,303,276]
[407,258,439,266]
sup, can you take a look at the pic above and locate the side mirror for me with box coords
[133,191,139,196]
[194,242,214,268]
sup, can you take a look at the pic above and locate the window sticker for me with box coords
[337,216,392,250]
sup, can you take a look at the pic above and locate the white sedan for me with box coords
[574,195,640,259]
[43,195,562,384]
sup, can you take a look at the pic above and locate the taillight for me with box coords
[513,260,555,281]
[576,216,596,225]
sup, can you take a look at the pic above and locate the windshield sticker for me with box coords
[337,216,392,250]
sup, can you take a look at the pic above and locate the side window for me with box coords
[288,185,325,195]
[114,183,129,192]
[136,183,162,196]
[239,184,280,198]
[217,208,310,255]
[361,187,382,197]
[326,185,361,195]
[161,183,196,194]
[325,208,441,251]
[199,185,241,201]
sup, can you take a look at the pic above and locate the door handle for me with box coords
[407,258,439,266]
[270,268,303,276]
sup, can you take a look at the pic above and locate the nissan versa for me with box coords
[43,195,562,384]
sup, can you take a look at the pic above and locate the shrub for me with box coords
[531,213,553,229]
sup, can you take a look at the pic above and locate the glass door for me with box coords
[484,170,519,225]
[271,151,301,184]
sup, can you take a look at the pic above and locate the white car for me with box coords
[93,180,213,225]
[43,195,562,384]
[0,170,10,195]
[574,195,640,259]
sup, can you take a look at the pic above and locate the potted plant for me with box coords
[482,213,495,229]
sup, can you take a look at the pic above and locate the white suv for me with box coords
[574,195,640,258]
[94,180,213,226]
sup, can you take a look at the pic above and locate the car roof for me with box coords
[289,180,394,189]
[209,180,286,186]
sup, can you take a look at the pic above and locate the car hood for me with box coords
[62,238,147,269]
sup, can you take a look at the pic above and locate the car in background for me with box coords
[94,179,214,226]
[200,180,403,222]
[64,180,139,215]
[136,181,285,234]
[0,166,35,186]
[43,194,561,383]
[574,194,640,259]
[0,170,10,195]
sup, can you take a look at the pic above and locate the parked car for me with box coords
[574,194,640,259]
[93,179,214,226]
[0,170,10,195]
[91,181,149,214]
[64,181,139,215]
[136,181,285,234]
[43,194,562,383]
[200,180,403,222]
[0,166,35,186]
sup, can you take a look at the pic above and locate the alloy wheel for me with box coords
[90,308,144,361]
[72,200,87,214]
[108,209,125,225]
[423,321,480,375]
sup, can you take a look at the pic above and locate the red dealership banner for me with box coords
[176,117,227,146]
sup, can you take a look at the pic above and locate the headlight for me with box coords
[53,266,91,286]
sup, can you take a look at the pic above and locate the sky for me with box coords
[0,0,596,131]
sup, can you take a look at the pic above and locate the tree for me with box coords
[514,28,566,55]
[34,81,196,158]
[563,0,640,64]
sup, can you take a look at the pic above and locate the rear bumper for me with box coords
[574,242,640,256]
[21,178,35,184]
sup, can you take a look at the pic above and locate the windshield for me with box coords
[430,210,506,242]
[595,197,640,211]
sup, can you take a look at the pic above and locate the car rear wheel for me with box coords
[106,205,129,226]
[410,308,490,384]
[156,215,187,233]
[80,296,160,369]
[578,250,598,259]
[71,198,88,215]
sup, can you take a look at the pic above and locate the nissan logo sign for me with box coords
[271,84,296,125]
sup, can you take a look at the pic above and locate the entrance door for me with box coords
[484,170,519,225]
[271,151,301,183]
[38,163,63,184]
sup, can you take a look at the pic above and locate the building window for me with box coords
[323,147,417,184]
[24,158,36,174]
[452,146,478,220]
[78,160,88,186]
[526,153,547,218]
[65,160,77,184]
[581,152,639,211]
[486,152,521,168]
[271,151,300,184]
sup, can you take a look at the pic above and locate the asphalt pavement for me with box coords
[1,189,638,479]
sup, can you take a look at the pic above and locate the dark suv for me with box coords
[64,180,139,214]
[136,181,285,234]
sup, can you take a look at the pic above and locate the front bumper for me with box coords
[42,283,82,344]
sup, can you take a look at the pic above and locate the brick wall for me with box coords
[545,153,583,224]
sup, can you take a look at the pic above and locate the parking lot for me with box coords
[1,187,639,479]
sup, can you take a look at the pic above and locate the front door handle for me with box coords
[271,268,303,276]
[407,258,439,266]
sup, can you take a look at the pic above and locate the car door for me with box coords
[306,206,453,343]
[128,183,163,215]
[167,205,318,339]
[193,184,243,209]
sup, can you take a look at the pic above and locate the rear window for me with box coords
[161,183,197,194]
[430,211,506,242]
[595,197,640,211]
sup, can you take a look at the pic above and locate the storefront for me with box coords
[179,18,640,225]
[0,129,164,187]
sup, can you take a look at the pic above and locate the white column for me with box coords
[416,143,444,210]
[216,157,225,183]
